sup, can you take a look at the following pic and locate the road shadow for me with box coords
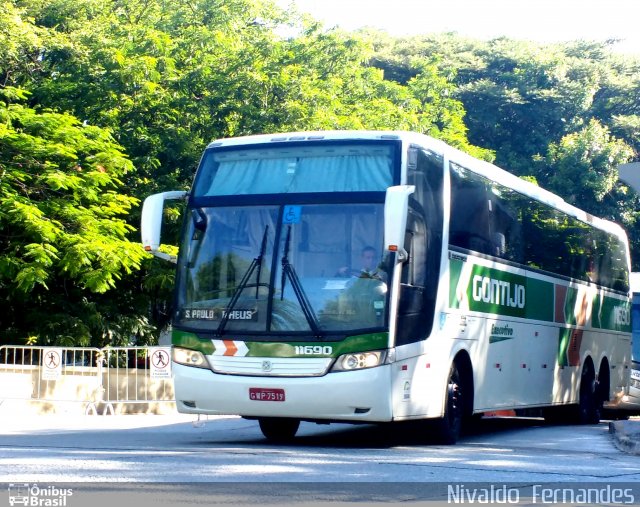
[239,415,548,449]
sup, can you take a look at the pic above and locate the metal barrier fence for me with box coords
[0,345,174,415]
[101,346,174,415]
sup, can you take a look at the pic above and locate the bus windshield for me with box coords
[176,203,389,336]
[192,143,395,196]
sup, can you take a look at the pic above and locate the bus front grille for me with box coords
[207,355,333,377]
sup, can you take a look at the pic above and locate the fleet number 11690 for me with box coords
[294,345,333,355]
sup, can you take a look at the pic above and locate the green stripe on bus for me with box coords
[172,330,389,357]
[592,294,631,332]
[172,329,215,354]
[448,256,630,332]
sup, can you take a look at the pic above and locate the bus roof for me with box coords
[205,130,629,243]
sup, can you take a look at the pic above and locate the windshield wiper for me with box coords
[215,225,269,337]
[192,208,208,232]
[280,225,323,338]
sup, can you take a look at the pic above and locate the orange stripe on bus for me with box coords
[223,340,238,356]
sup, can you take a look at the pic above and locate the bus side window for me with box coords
[408,149,443,278]
[487,185,524,263]
[449,163,493,255]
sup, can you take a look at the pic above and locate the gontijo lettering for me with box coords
[473,275,525,308]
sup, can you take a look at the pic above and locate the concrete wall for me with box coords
[0,365,176,415]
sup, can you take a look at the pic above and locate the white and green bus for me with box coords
[142,130,632,443]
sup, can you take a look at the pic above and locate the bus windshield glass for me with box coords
[192,143,395,196]
[176,203,388,336]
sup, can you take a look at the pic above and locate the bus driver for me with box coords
[336,246,386,281]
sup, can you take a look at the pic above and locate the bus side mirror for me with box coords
[384,185,415,263]
[141,190,188,262]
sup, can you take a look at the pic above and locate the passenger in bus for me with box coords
[336,246,387,281]
[492,232,506,257]
[586,257,599,284]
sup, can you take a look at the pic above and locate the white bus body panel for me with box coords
[388,348,450,420]
[173,362,396,421]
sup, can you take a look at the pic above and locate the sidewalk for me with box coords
[609,418,640,455]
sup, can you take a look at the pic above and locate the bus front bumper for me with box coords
[171,361,394,422]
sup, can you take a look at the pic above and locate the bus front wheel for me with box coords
[258,417,300,442]
[432,363,464,444]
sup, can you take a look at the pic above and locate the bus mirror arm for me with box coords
[150,251,178,263]
[394,248,409,263]
[384,185,415,263]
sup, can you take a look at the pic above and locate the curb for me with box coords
[609,420,640,455]
[0,398,177,416]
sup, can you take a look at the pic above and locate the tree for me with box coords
[9,1,639,344]
[0,0,494,346]
[541,120,640,268]
[544,120,633,208]
[0,88,146,345]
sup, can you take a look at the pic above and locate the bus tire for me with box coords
[432,363,464,444]
[576,359,601,425]
[258,417,300,442]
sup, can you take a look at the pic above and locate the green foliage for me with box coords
[2,0,640,345]
[545,120,633,205]
[368,32,640,267]
[539,119,640,261]
[369,34,639,168]
[0,89,147,344]
[1,0,495,345]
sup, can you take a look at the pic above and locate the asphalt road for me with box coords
[2,410,639,506]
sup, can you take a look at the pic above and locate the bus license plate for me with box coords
[249,388,285,402]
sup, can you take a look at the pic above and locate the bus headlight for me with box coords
[331,351,387,372]
[172,347,209,369]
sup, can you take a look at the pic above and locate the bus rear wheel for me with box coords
[258,417,300,442]
[576,360,601,424]
[432,363,464,444]
[544,360,602,425]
